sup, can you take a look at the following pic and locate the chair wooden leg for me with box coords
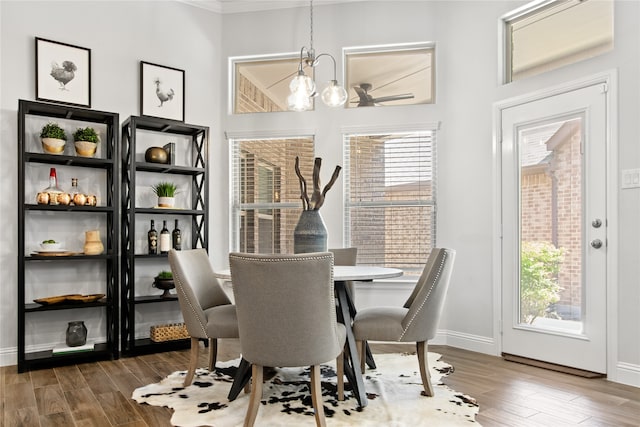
[244,364,263,427]
[184,337,200,387]
[356,340,366,372]
[417,341,434,397]
[310,365,327,427]
[336,352,344,401]
[208,338,217,371]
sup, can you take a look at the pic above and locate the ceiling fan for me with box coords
[352,83,415,107]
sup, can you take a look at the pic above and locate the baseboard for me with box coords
[615,361,640,388]
[442,329,497,355]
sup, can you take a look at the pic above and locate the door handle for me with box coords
[592,218,602,228]
[590,239,603,249]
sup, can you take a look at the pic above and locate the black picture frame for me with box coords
[35,37,91,108]
[140,61,185,122]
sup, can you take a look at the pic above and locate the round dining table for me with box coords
[213,264,403,408]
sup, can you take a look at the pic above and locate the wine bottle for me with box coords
[172,219,181,250]
[160,220,171,254]
[148,220,158,255]
[43,167,63,205]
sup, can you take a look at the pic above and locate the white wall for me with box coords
[0,0,222,364]
[1,0,638,387]
[218,0,640,385]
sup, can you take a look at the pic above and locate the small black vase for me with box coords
[294,210,328,253]
[66,321,88,347]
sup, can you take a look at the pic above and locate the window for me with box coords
[504,0,613,83]
[344,43,435,108]
[344,130,437,276]
[231,54,314,114]
[231,136,314,253]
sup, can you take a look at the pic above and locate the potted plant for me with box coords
[73,127,100,157]
[153,270,175,298]
[40,122,67,154]
[151,181,178,207]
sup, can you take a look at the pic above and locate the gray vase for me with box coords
[66,321,87,347]
[294,210,328,253]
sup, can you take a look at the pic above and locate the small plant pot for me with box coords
[153,277,175,298]
[158,196,175,208]
[41,138,66,154]
[75,140,97,157]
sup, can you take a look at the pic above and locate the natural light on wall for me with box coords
[504,0,613,83]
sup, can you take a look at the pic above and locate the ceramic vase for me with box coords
[41,138,65,154]
[84,229,104,255]
[158,196,175,208]
[293,210,328,253]
[74,141,97,157]
[66,321,87,347]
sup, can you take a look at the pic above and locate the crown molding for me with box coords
[178,0,368,14]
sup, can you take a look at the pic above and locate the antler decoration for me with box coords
[295,156,342,210]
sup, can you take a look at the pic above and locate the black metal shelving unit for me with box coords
[17,99,119,372]
[120,115,208,355]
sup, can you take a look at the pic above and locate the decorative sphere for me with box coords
[145,147,168,164]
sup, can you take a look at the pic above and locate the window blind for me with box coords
[344,131,436,275]
[231,137,314,253]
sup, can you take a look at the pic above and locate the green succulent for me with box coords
[151,182,178,197]
[157,271,173,279]
[40,122,67,140]
[73,127,99,143]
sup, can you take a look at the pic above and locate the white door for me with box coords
[501,83,608,373]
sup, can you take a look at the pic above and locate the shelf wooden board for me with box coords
[136,163,205,175]
[25,300,109,312]
[134,295,179,304]
[24,152,114,168]
[134,207,204,215]
[25,203,114,213]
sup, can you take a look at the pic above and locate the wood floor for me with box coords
[2,341,639,426]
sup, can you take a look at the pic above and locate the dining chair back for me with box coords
[329,247,358,301]
[229,252,346,427]
[169,249,238,386]
[353,248,456,397]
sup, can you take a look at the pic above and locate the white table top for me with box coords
[213,265,403,282]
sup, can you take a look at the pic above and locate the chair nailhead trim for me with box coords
[399,251,448,341]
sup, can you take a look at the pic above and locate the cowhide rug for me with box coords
[132,352,481,426]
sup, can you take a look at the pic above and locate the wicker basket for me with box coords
[150,322,190,342]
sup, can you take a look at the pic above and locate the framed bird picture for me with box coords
[35,37,91,108]
[140,61,185,122]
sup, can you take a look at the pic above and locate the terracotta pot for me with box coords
[75,140,97,157]
[84,229,104,255]
[41,138,66,155]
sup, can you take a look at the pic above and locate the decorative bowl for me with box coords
[40,241,62,251]
[153,276,175,298]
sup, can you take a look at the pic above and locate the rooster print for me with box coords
[154,78,175,107]
[50,60,77,90]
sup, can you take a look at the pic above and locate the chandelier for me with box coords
[288,0,348,111]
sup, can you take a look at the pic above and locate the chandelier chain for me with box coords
[309,0,314,51]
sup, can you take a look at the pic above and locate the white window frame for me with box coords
[227,130,315,253]
[342,122,440,274]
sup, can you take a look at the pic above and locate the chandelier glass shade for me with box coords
[289,0,347,111]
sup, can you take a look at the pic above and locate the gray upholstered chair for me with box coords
[168,248,239,387]
[352,248,456,397]
[229,252,346,427]
[329,247,358,301]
